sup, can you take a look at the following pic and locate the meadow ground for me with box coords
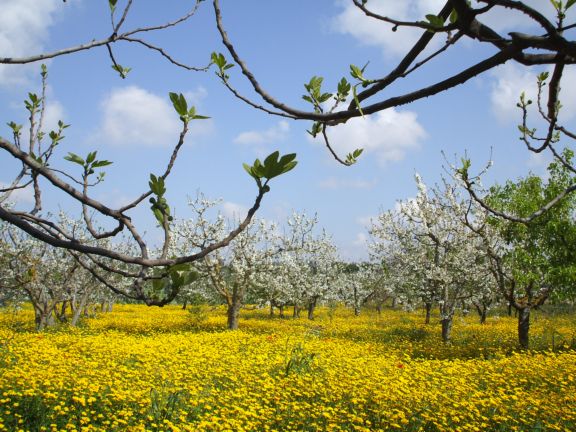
[0,304,575,432]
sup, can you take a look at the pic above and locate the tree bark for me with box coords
[475,304,487,324]
[518,306,531,349]
[441,317,453,343]
[226,298,241,330]
[279,305,285,318]
[424,302,432,324]
[307,297,317,320]
[293,304,300,318]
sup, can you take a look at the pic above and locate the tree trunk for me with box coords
[293,305,300,318]
[424,302,432,325]
[391,297,397,308]
[307,298,317,320]
[475,304,487,324]
[34,306,55,331]
[441,317,453,343]
[269,302,274,317]
[71,290,90,327]
[279,305,285,319]
[518,306,531,349]
[181,300,188,310]
[376,303,382,315]
[226,299,241,330]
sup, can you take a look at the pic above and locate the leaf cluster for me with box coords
[169,92,210,123]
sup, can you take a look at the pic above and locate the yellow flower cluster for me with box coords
[0,305,574,431]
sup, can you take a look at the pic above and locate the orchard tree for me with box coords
[171,195,284,330]
[335,262,385,316]
[482,153,576,347]
[271,213,338,320]
[371,174,496,342]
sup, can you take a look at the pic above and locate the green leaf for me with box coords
[92,160,113,168]
[86,151,97,164]
[243,163,258,179]
[169,92,188,117]
[264,151,280,168]
[425,14,445,30]
[337,78,351,101]
[350,64,364,81]
[567,0,576,9]
[64,152,85,166]
[109,0,117,12]
[449,8,458,24]
[318,92,333,103]
[111,64,131,78]
[538,72,550,83]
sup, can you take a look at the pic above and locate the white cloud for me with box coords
[234,120,290,155]
[312,108,426,166]
[318,177,377,190]
[490,63,576,124]
[0,0,61,86]
[220,201,248,221]
[331,0,445,57]
[43,100,66,133]
[490,63,539,124]
[98,86,213,147]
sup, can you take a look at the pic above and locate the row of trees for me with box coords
[2,152,574,348]
[370,152,576,347]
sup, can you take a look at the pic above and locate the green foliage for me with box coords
[148,382,190,430]
[169,92,210,122]
[345,148,364,165]
[108,0,118,13]
[243,151,297,191]
[487,149,576,299]
[424,14,445,31]
[64,151,112,180]
[336,77,351,103]
[210,52,234,81]
[456,158,472,181]
[302,76,332,112]
[284,342,316,376]
[149,264,199,301]
[148,174,172,225]
[111,64,131,79]
[306,121,323,138]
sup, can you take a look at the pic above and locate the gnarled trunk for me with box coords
[475,303,488,324]
[226,299,241,330]
[307,297,317,320]
[441,317,453,343]
[424,302,432,325]
[518,306,531,349]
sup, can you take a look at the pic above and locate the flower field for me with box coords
[0,305,575,432]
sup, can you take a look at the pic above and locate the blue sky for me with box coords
[1,0,573,260]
